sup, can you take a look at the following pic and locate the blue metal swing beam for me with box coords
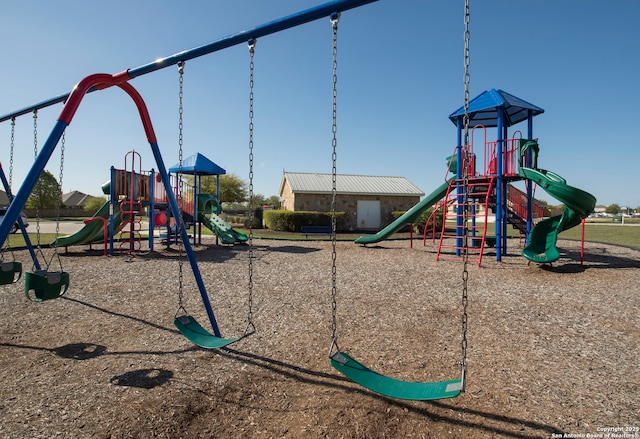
[0,0,378,124]
[0,0,379,336]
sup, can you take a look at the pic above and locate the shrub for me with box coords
[264,210,346,232]
[418,206,444,234]
[390,207,444,234]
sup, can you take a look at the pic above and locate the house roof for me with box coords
[448,89,544,128]
[62,190,91,207]
[280,172,424,197]
[168,153,226,176]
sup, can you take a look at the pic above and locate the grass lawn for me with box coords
[3,220,639,250]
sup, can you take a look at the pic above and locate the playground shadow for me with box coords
[110,368,173,389]
[214,347,564,439]
[558,247,640,270]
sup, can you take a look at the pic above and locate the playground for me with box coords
[0,237,638,437]
[0,0,638,436]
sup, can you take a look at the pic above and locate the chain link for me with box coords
[9,117,15,189]
[329,12,340,356]
[176,61,185,314]
[49,130,66,271]
[33,110,41,248]
[460,0,471,392]
[3,118,17,257]
[245,38,256,335]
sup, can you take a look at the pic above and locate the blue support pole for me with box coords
[148,140,222,337]
[455,116,463,256]
[495,111,504,262]
[109,166,116,256]
[502,123,509,255]
[526,110,534,242]
[149,169,155,252]
[0,0,379,123]
[0,164,40,270]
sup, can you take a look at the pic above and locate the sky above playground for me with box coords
[1,1,639,208]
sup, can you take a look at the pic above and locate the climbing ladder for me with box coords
[436,176,495,267]
[119,150,145,254]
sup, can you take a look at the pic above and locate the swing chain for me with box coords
[245,38,256,336]
[460,0,471,392]
[176,60,186,314]
[32,110,42,248]
[45,131,66,272]
[329,11,340,356]
[3,118,17,257]
[9,117,15,189]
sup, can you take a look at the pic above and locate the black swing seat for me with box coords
[0,261,22,284]
[25,270,70,302]
[330,351,463,401]
[174,315,242,349]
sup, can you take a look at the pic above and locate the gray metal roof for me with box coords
[281,172,424,196]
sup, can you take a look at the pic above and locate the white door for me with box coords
[357,200,381,229]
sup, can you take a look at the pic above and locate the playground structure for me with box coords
[0,0,598,404]
[51,150,247,255]
[356,89,596,266]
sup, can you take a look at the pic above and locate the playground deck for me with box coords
[0,238,638,437]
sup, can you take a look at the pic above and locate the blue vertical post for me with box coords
[0,164,40,270]
[148,140,221,337]
[502,122,509,255]
[109,166,116,256]
[192,175,198,246]
[149,169,155,252]
[525,110,534,242]
[495,110,504,261]
[455,116,463,256]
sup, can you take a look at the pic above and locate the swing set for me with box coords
[0,0,475,401]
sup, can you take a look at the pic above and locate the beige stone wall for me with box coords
[279,177,421,230]
[283,192,419,231]
[280,179,295,211]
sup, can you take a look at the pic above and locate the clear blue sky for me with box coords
[1,1,638,208]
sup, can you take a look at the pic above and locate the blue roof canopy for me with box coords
[168,153,226,176]
[448,89,544,128]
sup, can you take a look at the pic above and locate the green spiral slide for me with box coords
[519,167,596,264]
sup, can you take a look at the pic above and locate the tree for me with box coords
[605,204,621,215]
[84,196,107,213]
[219,174,248,203]
[184,173,251,204]
[25,170,61,209]
[264,195,281,208]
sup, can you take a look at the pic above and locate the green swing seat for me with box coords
[0,261,22,285]
[25,270,70,302]
[330,351,463,401]
[174,315,241,349]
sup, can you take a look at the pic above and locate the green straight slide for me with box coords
[354,179,452,244]
[51,202,123,247]
[520,167,596,264]
[197,194,248,245]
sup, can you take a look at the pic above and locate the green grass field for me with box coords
[473,221,639,249]
[3,220,639,250]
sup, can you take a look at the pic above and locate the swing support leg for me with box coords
[148,138,222,337]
